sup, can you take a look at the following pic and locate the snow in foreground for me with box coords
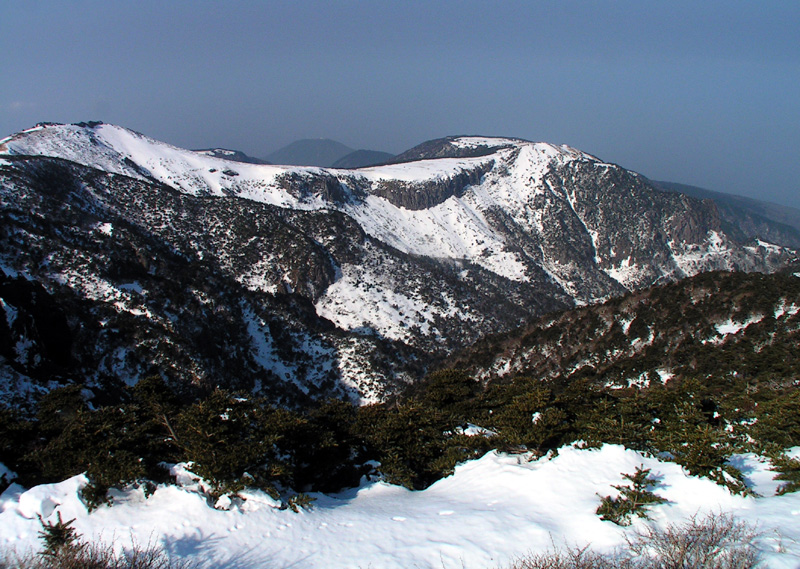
[2,445,799,569]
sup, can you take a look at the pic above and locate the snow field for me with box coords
[314,261,446,343]
[715,316,764,337]
[2,445,800,569]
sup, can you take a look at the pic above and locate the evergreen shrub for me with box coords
[596,466,666,526]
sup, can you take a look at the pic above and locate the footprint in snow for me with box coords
[438,510,454,516]
[392,516,406,522]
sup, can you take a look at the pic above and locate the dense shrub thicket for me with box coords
[1,359,800,509]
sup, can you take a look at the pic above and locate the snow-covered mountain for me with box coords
[0,122,793,404]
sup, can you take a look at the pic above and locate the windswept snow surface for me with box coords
[2,445,800,569]
[449,136,522,149]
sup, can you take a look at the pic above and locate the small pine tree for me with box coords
[596,465,666,526]
[285,493,316,512]
[771,454,800,495]
[37,511,81,557]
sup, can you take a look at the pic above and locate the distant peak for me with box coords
[193,148,270,165]
[266,138,354,167]
[390,135,525,164]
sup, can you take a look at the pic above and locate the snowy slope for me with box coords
[1,445,799,569]
[1,125,535,286]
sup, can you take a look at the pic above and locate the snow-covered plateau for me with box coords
[1,445,799,568]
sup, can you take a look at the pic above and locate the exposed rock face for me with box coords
[0,123,794,407]
[275,171,367,207]
[652,180,800,249]
[369,161,495,210]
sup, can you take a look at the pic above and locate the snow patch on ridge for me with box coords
[715,315,764,336]
[604,257,651,290]
[775,300,799,319]
[449,136,522,149]
[745,239,784,255]
[1,298,18,328]
[342,192,530,283]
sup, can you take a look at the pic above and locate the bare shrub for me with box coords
[508,544,633,569]
[0,539,193,569]
[505,513,760,569]
[627,512,760,569]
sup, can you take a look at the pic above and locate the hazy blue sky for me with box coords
[2,1,798,207]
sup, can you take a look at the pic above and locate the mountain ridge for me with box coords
[445,265,800,387]
[0,122,795,405]
[194,148,271,165]
[652,179,800,248]
[331,149,395,169]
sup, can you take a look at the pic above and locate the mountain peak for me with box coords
[390,135,523,163]
[193,148,270,165]
[388,135,598,166]
[265,138,354,167]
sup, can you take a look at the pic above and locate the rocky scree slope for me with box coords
[0,123,793,405]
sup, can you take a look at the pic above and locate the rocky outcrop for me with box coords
[369,161,494,210]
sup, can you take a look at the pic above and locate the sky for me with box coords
[1,1,798,208]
